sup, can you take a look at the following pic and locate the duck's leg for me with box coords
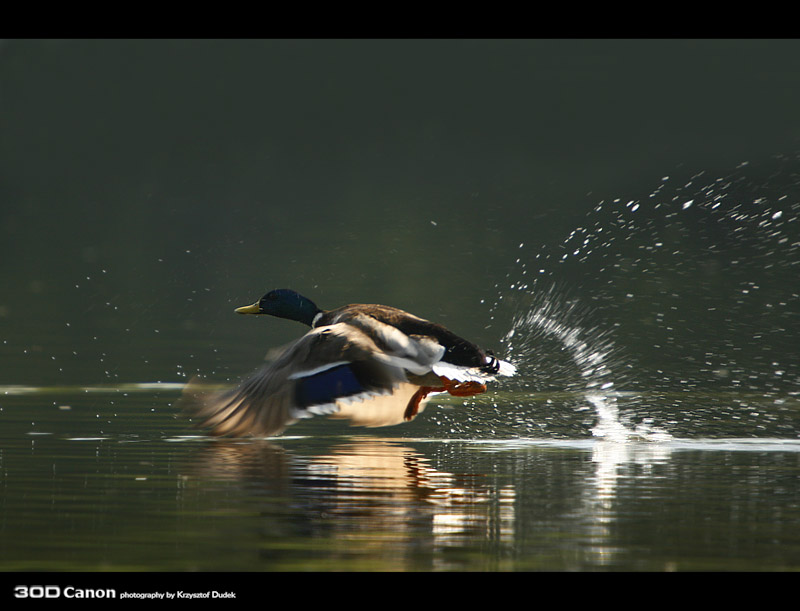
[441,378,487,397]
[404,385,443,421]
[403,378,488,421]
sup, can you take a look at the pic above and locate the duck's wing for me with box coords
[332,307,517,382]
[328,304,516,380]
[180,322,434,437]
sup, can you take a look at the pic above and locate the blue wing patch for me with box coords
[294,363,365,407]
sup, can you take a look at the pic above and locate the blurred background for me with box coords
[2,39,799,393]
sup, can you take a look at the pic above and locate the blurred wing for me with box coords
[180,323,421,437]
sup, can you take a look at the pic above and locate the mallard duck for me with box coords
[181,289,516,437]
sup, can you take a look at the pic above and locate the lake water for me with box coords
[2,40,800,579]
[2,385,799,573]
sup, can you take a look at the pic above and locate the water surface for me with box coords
[2,385,799,572]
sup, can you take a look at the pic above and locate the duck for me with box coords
[181,289,516,437]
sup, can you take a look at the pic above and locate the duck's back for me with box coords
[317,303,487,368]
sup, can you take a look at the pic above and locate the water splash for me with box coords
[556,156,799,395]
[501,285,617,394]
[499,285,670,442]
[492,153,800,440]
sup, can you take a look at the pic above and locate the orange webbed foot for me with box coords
[440,378,487,397]
[403,378,489,422]
[404,385,442,421]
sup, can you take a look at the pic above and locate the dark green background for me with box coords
[2,39,799,389]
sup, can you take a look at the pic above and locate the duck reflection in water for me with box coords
[180,437,516,553]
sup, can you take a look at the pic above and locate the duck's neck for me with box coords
[286,292,322,327]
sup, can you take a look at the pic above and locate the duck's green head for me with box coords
[235,289,321,326]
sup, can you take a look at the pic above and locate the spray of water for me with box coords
[490,154,800,441]
[498,285,671,442]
